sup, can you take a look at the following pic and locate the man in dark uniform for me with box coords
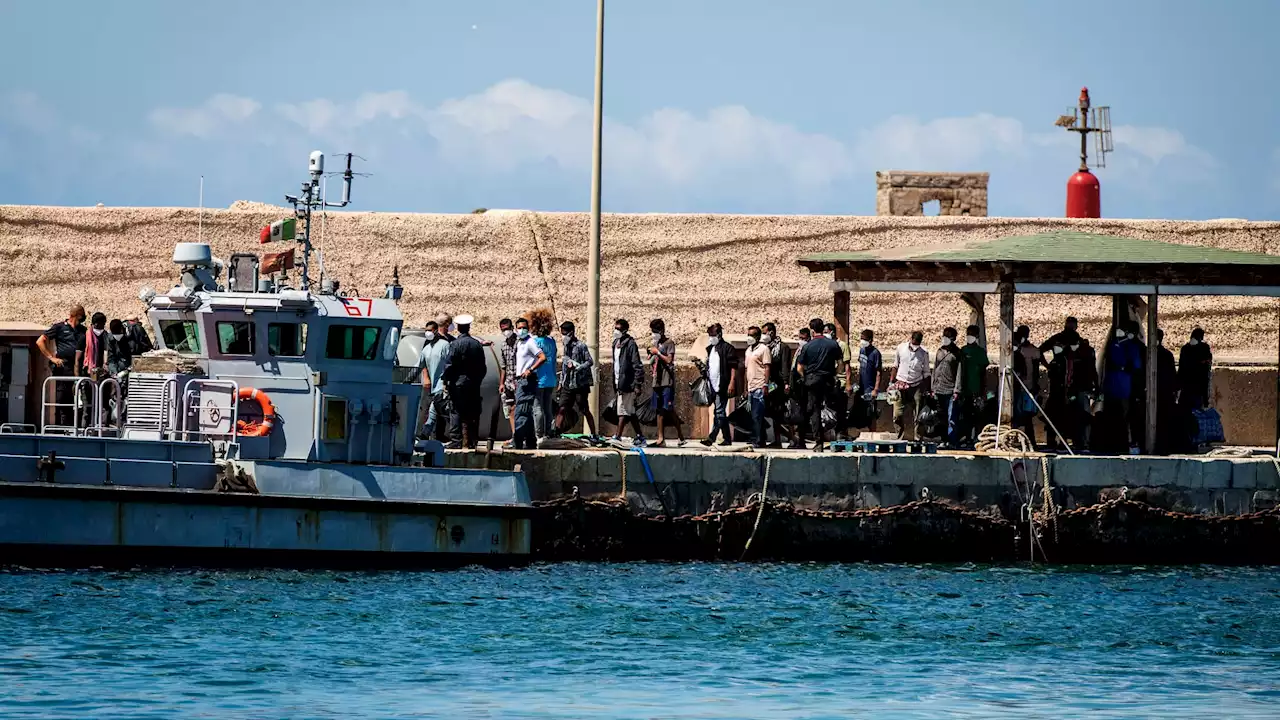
[441,314,487,449]
[795,318,841,452]
[35,304,86,428]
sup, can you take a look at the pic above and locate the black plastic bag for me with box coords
[690,376,713,407]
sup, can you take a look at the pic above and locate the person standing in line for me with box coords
[125,314,153,355]
[527,309,559,439]
[786,326,812,449]
[930,327,964,447]
[557,320,598,440]
[430,312,458,441]
[1011,325,1044,448]
[857,329,883,432]
[416,320,452,441]
[762,322,789,448]
[441,315,487,449]
[1043,329,1077,452]
[1154,329,1181,454]
[1178,327,1212,411]
[794,318,841,452]
[889,331,930,440]
[511,317,545,450]
[957,325,989,445]
[1040,316,1079,356]
[701,323,738,447]
[1064,334,1098,453]
[1103,322,1143,454]
[498,318,519,437]
[744,325,773,448]
[611,318,646,445]
[647,319,685,447]
[823,322,851,441]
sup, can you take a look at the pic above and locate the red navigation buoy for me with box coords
[1066,170,1100,219]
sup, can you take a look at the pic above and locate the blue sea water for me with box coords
[0,563,1277,718]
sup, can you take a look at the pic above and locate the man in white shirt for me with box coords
[889,330,930,440]
[416,320,452,440]
[511,318,545,449]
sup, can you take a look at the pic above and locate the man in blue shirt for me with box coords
[532,315,559,439]
[856,329,882,431]
[1104,321,1144,453]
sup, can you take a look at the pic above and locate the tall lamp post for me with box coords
[586,0,605,421]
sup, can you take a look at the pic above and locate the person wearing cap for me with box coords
[441,314,486,449]
[125,314,153,355]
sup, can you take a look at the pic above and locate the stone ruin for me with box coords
[876,171,989,216]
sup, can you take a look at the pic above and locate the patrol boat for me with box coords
[0,152,531,567]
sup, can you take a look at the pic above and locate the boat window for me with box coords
[268,323,307,357]
[325,325,381,361]
[216,321,256,355]
[158,320,201,355]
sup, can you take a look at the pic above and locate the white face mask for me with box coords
[517,328,529,339]
[761,333,772,345]
[1070,344,1080,352]
[1053,345,1064,355]
[502,329,513,340]
[92,327,104,336]
[1126,332,1135,340]
[424,331,436,342]
[652,333,661,344]
[966,335,978,345]
[613,329,624,341]
[859,339,870,349]
[111,333,123,341]
[1189,338,1200,346]
[940,337,952,347]
[748,336,760,346]
[908,343,919,352]
[1115,329,1126,339]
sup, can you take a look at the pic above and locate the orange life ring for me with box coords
[236,387,276,438]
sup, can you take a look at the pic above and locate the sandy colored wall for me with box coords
[3,205,1278,360]
[3,204,1278,444]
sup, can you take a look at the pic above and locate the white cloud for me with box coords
[149,93,261,138]
[855,113,1026,171]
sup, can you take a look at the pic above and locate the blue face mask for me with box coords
[517,328,529,339]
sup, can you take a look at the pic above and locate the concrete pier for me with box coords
[446,447,1280,518]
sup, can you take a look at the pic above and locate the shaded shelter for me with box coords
[798,231,1280,452]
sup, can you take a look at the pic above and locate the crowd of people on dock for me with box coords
[36,304,154,426]
[417,308,1218,455]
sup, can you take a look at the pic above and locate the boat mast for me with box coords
[285,151,356,291]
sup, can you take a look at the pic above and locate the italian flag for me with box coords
[259,218,297,244]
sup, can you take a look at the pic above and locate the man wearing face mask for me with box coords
[889,330,930,440]
[511,317,545,450]
[744,325,773,448]
[762,322,789,448]
[1178,327,1212,412]
[785,327,812,449]
[1012,325,1044,448]
[647,318,685,447]
[822,322,852,441]
[795,318,841,452]
[957,326,989,445]
[416,320,452,441]
[498,318,518,436]
[1104,321,1144,454]
[1064,334,1098,452]
[557,320,598,440]
[1043,327,1078,452]
[930,327,964,446]
[854,329,882,432]
[1040,316,1079,356]
[611,318,646,445]
[701,322,738,447]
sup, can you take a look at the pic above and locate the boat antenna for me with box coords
[285,151,363,292]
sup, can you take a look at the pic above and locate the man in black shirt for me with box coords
[442,314,487,449]
[1178,327,1212,411]
[36,304,86,428]
[795,317,841,452]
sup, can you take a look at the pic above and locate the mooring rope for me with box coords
[739,453,774,561]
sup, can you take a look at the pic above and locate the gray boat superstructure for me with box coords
[0,152,532,567]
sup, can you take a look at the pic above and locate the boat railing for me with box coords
[86,378,124,438]
[40,376,97,436]
[179,379,240,444]
[0,423,36,434]
[122,376,178,440]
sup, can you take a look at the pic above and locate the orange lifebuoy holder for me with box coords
[236,387,276,438]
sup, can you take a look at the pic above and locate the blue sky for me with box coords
[0,0,1275,219]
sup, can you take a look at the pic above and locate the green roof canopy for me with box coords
[798,231,1280,293]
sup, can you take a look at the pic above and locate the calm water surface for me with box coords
[0,563,1277,718]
